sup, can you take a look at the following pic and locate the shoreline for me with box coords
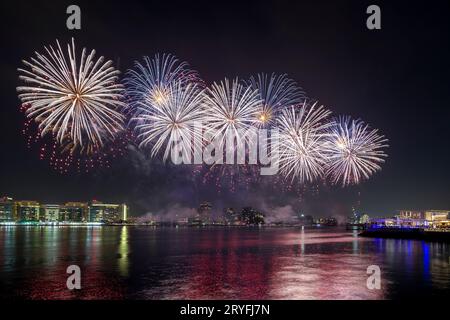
[360,228,450,242]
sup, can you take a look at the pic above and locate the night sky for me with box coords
[1,0,449,217]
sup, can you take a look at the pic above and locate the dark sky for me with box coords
[0,0,449,217]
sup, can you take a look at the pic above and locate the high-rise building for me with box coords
[240,207,265,225]
[1,197,129,224]
[224,207,239,225]
[60,202,88,222]
[14,201,40,222]
[197,202,212,224]
[88,201,128,223]
[41,204,60,222]
[0,196,15,222]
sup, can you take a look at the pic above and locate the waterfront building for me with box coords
[197,202,212,224]
[435,220,450,228]
[224,207,240,225]
[398,210,425,219]
[0,196,15,222]
[60,202,88,222]
[1,197,129,224]
[14,201,40,222]
[175,216,189,226]
[240,207,265,225]
[360,214,370,224]
[187,215,204,226]
[41,204,60,222]
[394,210,450,228]
[424,210,450,228]
[371,215,427,228]
[349,211,361,224]
[88,201,128,223]
[371,218,397,227]
[316,217,338,226]
[210,215,225,225]
[424,210,449,221]
[372,209,450,229]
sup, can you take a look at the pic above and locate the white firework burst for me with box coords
[247,73,305,127]
[133,82,205,161]
[17,38,125,152]
[277,102,332,183]
[125,53,200,117]
[201,78,261,152]
[325,116,388,186]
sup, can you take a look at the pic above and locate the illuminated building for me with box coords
[349,211,361,224]
[60,202,88,222]
[0,196,15,222]
[14,201,40,222]
[396,210,450,228]
[359,214,370,224]
[198,202,212,217]
[372,209,450,229]
[240,207,265,225]
[316,217,338,226]
[41,204,60,222]
[398,210,425,219]
[0,197,129,224]
[196,201,212,225]
[88,200,128,223]
[371,218,397,227]
[175,216,189,226]
[187,215,203,226]
[424,210,450,228]
[424,210,449,222]
[224,207,239,225]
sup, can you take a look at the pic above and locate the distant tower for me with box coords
[224,207,238,225]
[197,202,212,224]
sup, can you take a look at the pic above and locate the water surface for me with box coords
[0,226,449,299]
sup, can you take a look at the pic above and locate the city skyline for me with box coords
[2,194,449,224]
[0,196,128,223]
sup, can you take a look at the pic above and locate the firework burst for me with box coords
[125,54,201,116]
[324,116,388,186]
[17,38,126,152]
[247,73,305,127]
[132,82,205,161]
[277,102,332,183]
[202,78,261,151]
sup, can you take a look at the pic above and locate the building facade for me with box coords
[0,197,129,224]
[197,202,212,224]
[240,207,265,225]
[41,204,60,222]
[0,196,15,222]
[60,202,88,222]
[398,210,425,219]
[424,210,449,222]
[88,201,128,223]
[14,201,40,222]
[372,209,450,228]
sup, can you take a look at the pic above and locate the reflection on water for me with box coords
[119,226,129,277]
[0,226,449,300]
